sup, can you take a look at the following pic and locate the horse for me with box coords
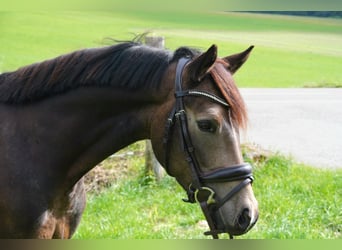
[0,41,258,239]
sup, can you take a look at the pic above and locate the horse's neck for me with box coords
[26,87,159,190]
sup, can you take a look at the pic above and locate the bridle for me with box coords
[163,58,254,239]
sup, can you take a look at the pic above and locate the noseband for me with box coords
[163,58,254,239]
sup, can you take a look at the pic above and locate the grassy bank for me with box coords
[1,11,342,87]
[73,142,341,239]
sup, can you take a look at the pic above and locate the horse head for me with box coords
[151,45,258,238]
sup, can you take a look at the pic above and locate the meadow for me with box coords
[74,142,341,239]
[1,11,342,87]
[0,11,341,239]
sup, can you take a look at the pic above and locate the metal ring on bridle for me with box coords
[194,187,216,205]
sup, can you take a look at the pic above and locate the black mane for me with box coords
[0,42,200,104]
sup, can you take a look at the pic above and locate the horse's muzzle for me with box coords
[207,203,259,237]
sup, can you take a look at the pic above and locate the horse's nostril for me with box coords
[237,208,251,231]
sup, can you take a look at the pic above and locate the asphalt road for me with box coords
[240,88,342,169]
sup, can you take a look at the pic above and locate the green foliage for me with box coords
[249,11,342,19]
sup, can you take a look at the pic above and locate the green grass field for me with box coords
[73,142,341,239]
[0,11,341,239]
[1,11,342,87]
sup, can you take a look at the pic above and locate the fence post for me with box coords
[145,36,165,49]
[144,35,165,182]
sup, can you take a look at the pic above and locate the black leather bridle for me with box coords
[163,58,254,239]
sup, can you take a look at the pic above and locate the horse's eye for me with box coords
[197,120,217,133]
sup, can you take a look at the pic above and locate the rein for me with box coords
[163,58,254,239]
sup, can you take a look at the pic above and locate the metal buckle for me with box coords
[175,109,185,118]
[195,187,216,205]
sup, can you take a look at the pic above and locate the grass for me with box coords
[0,11,340,239]
[73,142,341,239]
[1,11,342,87]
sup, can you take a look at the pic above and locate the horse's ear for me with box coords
[187,44,217,83]
[223,45,254,74]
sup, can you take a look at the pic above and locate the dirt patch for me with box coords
[84,163,123,193]
[83,151,143,193]
[242,143,272,164]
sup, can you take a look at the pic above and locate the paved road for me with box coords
[240,88,342,169]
